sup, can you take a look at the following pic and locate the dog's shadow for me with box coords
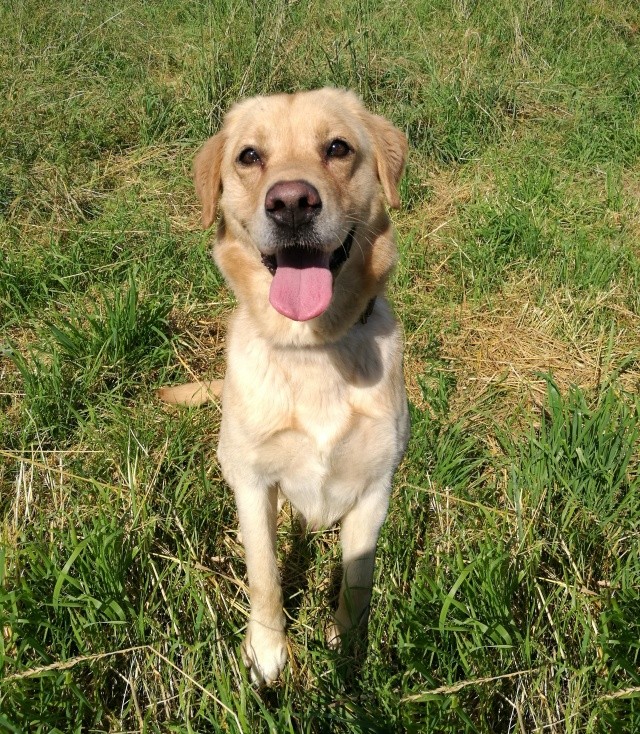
[280,520,316,621]
[279,520,370,688]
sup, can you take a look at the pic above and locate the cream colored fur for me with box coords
[160,88,409,685]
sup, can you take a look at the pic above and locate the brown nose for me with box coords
[265,180,322,230]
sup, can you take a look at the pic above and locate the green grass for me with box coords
[1,1,639,732]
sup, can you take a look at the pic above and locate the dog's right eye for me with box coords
[326,139,352,158]
[238,147,261,166]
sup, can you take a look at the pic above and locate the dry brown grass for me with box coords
[622,164,640,249]
[441,274,640,421]
[165,305,230,383]
[415,168,476,238]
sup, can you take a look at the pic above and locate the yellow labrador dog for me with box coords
[160,88,409,684]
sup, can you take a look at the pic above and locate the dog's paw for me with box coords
[241,622,288,686]
[325,621,343,650]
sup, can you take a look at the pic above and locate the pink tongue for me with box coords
[269,247,333,321]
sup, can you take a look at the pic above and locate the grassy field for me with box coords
[1,0,639,731]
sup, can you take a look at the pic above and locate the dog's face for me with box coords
[194,89,407,339]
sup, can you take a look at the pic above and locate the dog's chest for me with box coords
[221,319,405,512]
[255,359,359,459]
[257,379,380,526]
[227,345,382,470]
[289,379,353,455]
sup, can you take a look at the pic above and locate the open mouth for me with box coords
[261,228,355,322]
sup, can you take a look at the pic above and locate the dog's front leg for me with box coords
[328,480,392,646]
[234,481,287,685]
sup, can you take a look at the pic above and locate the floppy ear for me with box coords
[366,114,408,209]
[193,133,225,228]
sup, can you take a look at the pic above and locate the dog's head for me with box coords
[194,88,407,343]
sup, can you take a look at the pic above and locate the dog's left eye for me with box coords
[326,139,352,158]
[238,147,261,165]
